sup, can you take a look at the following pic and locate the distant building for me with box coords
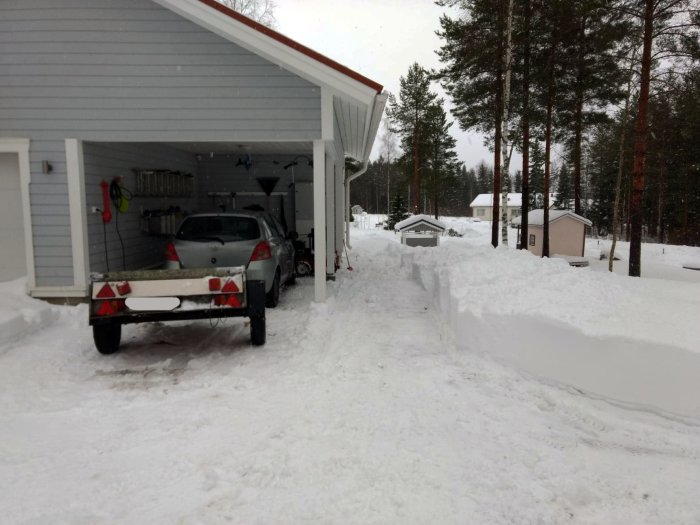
[469,193,557,222]
[513,210,592,257]
[394,214,446,248]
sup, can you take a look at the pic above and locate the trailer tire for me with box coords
[250,316,266,346]
[93,323,122,355]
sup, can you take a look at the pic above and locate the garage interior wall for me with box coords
[83,142,198,274]
[196,154,314,235]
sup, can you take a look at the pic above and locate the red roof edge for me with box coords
[197,0,383,94]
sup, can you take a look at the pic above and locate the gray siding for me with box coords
[0,0,322,288]
[0,0,321,141]
[83,142,197,274]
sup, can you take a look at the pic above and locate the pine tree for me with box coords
[387,194,410,230]
[553,164,573,209]
[423,101,460,219]
[387,63,438,214]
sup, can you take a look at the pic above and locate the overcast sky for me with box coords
[275,0,502,169]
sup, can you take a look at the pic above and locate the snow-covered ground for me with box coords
[1,221,700,524]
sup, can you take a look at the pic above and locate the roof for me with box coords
[395,215,447,232]
[157,0,386,164]
[195,0,383,94]
[470,193,523,208]
[469,193,558,208]
[163,0,384,93]
[512,209,593,227]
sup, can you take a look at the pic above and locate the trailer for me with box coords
[88,267,266,354]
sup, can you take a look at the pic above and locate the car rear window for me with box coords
[176,216,260,242]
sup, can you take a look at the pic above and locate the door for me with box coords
[0,153,27,281]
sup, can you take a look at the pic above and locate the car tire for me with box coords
[250,316,266,346]
[265,270,280,308]
[93,323,122,355]
[296,260,312,277]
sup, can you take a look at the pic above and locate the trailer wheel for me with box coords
[250,316,266,346]
[93,323,122,355]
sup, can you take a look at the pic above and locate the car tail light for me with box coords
[209,277,221,291]
[165,241,180,262]
[116,281,131,296]
[250,240,272,262]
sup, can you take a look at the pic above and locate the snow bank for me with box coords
[0,279,63,351]
[397,237,700,419]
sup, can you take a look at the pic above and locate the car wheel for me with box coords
[250,315,266,346]
[265,269,280,308]
[296,260,312,277]
[93,323,122,355]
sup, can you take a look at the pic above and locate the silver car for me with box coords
[164,211,295,307]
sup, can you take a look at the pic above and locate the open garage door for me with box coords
[0,153,26,281]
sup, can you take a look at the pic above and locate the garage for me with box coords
[81,141,316,278]
[0,0,386,302]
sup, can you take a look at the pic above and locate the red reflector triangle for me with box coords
[96,301,116,316]
[221,280,240,293]
[226,295,241,308]
[96,284,116,298]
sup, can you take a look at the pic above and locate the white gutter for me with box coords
[345,92,388,249]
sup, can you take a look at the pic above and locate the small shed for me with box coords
[513,210,592,257]
[395,215,446,247]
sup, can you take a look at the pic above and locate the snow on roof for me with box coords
[469,193,559,208]
[394,214,446,232]
[469,193,522,207]
[512,209,593,227]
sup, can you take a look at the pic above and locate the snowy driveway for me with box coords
[1,229,700,524]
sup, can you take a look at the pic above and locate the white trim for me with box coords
[65,139,89,294]
[313,140,326,302]
[0,138,36,292]
[29,286,88,299]
[155,0,377,106]
[325,154,335,275]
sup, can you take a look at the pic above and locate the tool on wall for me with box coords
[99,177,133,272]
[99,180,112,223]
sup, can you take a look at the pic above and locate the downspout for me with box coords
[345,91,388,250]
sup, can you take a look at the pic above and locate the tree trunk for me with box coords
[412,124,421,214]
[543,39,557,258]
[492,0,505,248]
[573,18,586,215]
[629,0,654,277]
[610,60,635,272]
[500,0,514,245]
[520,0,530,250]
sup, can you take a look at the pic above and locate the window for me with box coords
[177,216,260,242]
[529,234,536,246]
[477,208,485,217]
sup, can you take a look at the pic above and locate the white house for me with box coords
[0,0,386,303]
[469,192,557,222]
